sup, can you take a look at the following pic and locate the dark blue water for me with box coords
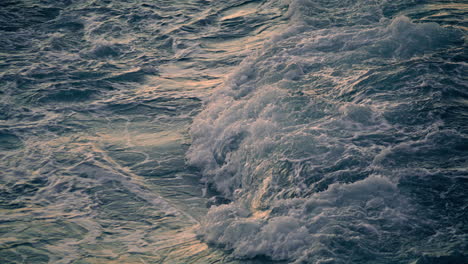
[0,1,467,263]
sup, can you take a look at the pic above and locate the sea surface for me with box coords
[0,1,467,263]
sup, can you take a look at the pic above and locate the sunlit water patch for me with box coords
[0,0,284,263]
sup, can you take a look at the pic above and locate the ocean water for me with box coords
[0,1,466,264]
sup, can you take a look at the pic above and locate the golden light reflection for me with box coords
[220,2,259,21]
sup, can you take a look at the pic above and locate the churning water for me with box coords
[0,0,467,263]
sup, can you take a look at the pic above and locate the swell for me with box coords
[187,0,468,263]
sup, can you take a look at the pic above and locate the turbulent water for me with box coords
[0,0,467,263]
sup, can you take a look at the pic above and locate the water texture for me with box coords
[0,0,467,264]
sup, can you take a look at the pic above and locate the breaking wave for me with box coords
[188,0,467,263]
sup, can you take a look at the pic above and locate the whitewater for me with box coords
[0,0,466,264]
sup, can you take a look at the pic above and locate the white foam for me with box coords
[188,0,464,262]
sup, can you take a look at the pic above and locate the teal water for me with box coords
[0,1,467,264]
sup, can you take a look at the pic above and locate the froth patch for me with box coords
[199,176,402,262]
